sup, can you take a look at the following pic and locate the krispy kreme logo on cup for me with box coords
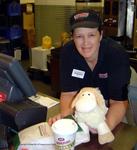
[58,138,65,141]
[56,139,75,150]
[57,139,70,144]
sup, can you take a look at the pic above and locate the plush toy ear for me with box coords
[71,87,91,108]
[95,88,104,105]
[71,88,86,108]
[71,92,80,108]
[94,88,107,112]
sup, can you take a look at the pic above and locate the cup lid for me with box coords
[52,119,78,135]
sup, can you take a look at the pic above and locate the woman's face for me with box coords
[73,27,103,61]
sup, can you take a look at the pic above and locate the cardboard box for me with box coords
[23,12,34,29]
[23,28,35,48]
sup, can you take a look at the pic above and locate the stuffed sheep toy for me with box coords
[71,87,114,145]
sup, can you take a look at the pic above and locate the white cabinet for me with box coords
[31,46,53,71]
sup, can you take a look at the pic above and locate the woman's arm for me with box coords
[60,91,77,116]
[48,91,77,125]
[106,99,128,130]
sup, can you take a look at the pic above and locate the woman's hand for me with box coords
[48,113,63,126]
[48,91,77,126]
[48,109,74,126]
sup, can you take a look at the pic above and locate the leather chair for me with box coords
[50,47,61,98]
[128,85,137,125]
[127,66,137,125]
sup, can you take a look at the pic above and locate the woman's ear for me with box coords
[100,30,103,42]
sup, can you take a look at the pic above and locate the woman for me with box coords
[48,9,131,132]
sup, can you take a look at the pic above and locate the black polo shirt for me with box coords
[60,37,131,101]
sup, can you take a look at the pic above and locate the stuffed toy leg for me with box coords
[97,121,114,144]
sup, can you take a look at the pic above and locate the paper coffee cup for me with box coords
[52,118,78,150]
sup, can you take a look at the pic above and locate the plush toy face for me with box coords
[72,87,108,114]
[75,91,97,113]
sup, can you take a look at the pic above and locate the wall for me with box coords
[20,0,34,4]
[35,0,75,6]
[34,0,75,46]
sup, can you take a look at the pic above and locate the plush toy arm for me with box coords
[74,111,85,123]
[97,121,111,135]
[101,104,108,115]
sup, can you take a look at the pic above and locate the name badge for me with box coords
[71,69,85,79]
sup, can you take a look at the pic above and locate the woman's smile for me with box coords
[73,27,102,60]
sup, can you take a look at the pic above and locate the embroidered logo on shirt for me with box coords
[72,69,85,79]
[98,73,108,79]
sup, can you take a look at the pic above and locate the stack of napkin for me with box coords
[18,121,90,150]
